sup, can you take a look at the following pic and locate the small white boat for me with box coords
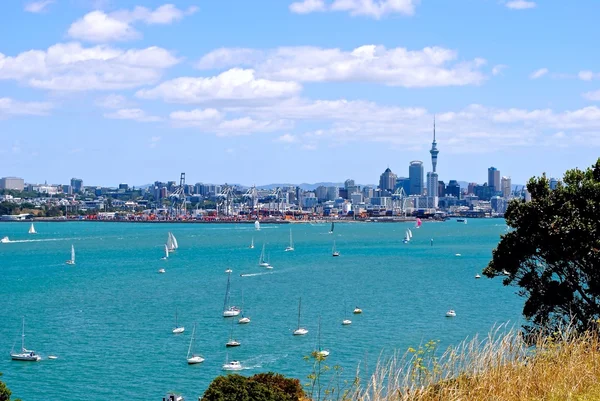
[353,307,363,314]
[403,229,411,244]
[285,228,294,252]
[222,358,243,371]
[249,237,254,249]
[172,308,184,334]
[165,393,184,401]
[158,268,166,274]
[293,298,308,336]
[48,355,58,360]
[332,240,340,257]
[446,310,457,317]
[455,253,462,257]
[254,220,260,231]
[475,274,481,279]
[226,321,240,347]
[238,290,251,324]
[315,317,329,357]
[342,319,352,326]
[186,323,204,364]
[329,221,334,234]
[502,269,511,276]
[223,270,241,317]
[1,236,9,243]
[161,244,169,260]
[66,245,76,265]
[11,318,41,362]
[29,223,37,234]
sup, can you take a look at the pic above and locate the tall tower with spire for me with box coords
[430,116,439,173]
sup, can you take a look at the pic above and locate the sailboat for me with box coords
[342,303,352,326]
[254,220,260,231]
[238,290,250,324]
[28,222,37,234]
[258,244,272,268]
[66,245,75,265]
[249,237,255,249]
[161,244,169,260]
[285,228,294,252]
[11,318,41,362]
[186,323,204,364]
[172,308,185,334]
[408,228,413,239]
[223,270,241,317]
[166,232,178,252]
[293,298,308,336]
[226,319,241,347]
[329,221,334,234]
[315,317,329,358]
[415,218,422,229]
[332,240,340,257]
[403,229,411,244]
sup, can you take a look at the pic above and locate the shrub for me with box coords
[201,372,305,401]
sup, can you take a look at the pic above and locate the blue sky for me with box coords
[1,0,599,187]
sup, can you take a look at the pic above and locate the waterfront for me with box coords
[0,220,522,400]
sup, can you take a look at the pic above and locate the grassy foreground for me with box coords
[349,325,600,401]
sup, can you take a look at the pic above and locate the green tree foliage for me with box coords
[201,372,304,401]
[484,159,600,334]
[0,372,20,401]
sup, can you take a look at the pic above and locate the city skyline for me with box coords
[1,1,599,186]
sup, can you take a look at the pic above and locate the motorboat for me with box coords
[342,319,352,326]
[158,268,166,274]
[475,274,481,279]
[353,307,363,314]
[1,236,9,243]
[222,359,243,371]
[446,310,457,317]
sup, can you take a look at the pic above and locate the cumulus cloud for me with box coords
[95,94,132,109]
[276,133,299,143]
[24,0,54,13]
[529,68,548,79]
[505,0,536,10]
[0,42,178,91]
[68,4,198,42]
[578,70,600,81]
[583,90,600,102]
[137,68,302,103]
[289,0,419,18]
[196,45,487,88]
[0,97,53,118]
[104,108,161,122]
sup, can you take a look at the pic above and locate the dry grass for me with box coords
[350,324,600,401]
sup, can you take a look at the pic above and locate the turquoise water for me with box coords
[0,220,522,400]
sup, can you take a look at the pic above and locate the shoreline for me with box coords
[0,217,424,224]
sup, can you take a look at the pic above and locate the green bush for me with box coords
[201,372,304,401]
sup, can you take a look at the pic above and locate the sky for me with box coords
[1,0,600,187]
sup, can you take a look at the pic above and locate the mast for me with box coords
[187,323,195,358]
[297,298,302,330]
[21,317,25,352]
[223,272,231,312]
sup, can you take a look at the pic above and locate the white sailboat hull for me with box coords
[342,319,352,325]
[238,317,251,324]
[293,328,308,336]
[187,356,205,364]
[223,309,241,317]
[11,353,41,362]
[172,327,185,334]
[285,247,294,252]
[317,350,330,357]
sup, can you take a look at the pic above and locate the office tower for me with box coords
[488,167,500,191]
[379,168,397,192]
[501,176,512,198]
[409,161,424,195]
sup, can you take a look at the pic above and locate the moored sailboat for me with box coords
[223,270,241,317]
[332,240,340,257]
[285,229,294,252]
[315,317,329,357]
[226,319,241,347]
[172,308,185,334]
[10,318,41,362]
[249,237,255,249]
[258,244,272,268]
[238,290,251,324]
[293,298,308,336]
[186,323,204,364]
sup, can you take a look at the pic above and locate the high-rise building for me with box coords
[326,186,339,201]
[488,167,500,192]
[395,177,410,195]
[0,177,24,191]
[379,168,397,192]
[430,117,439,173]
[467,182,477,195]
[70,178,83,193]
[501,176,512,198]
[426,172,439,197]
[549,177,559,190]
[344,179,355,189]
[315,186,328,201]
[438,181,446,197]
[446,180,461,199]
[409,161,424,195]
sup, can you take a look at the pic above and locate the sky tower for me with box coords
[430,116,439,173]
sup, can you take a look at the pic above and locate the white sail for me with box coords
[250,237,254,249]
[172,233,179,249]
[254,220,260,231]
[259,244,270,267]
[71,245,75,264]
[28,223,36,234]
[408,228,413,238]
[164,244,169,259]
[404,230,410,243]
[166,232,177,252]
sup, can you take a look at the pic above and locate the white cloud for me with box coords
[137,68,302,103]
[170,108,224,123]
[276,133,298,143]
[583,90,600,102]
[95,94,131,109]
[492,64,507,76]
[24,0,54,13]
[289,0,419,18]
[196,45,487,88]
[0,42,178,91]
[289,0,326,14]
[505,0,536,10]
[104,108,161,122]
[529,68,548,79]
[68,4,198,42]
[579,70,600,81]
[0,97,53,118]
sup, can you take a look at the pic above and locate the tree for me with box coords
[0,372,20,401]
[201,373,304,401]
[484,159,600,334]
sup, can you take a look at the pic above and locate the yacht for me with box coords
[293,298,308,336]
[1,236,9,243]
[353,307,363,314]
[158,268,166,274]
[475,274,481,279]
[446,310,457,317]
[11,318,41,362]
[172,309,185,334]
[186,323,204,364]
[223,270,241,317]
[222,359,243,371]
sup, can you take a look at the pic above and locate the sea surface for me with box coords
[0,220,522,400]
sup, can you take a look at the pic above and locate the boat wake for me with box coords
[3,238,68,244]
[243,354,288,369]
[240,272,275,277]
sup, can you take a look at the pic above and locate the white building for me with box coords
[0,177,24,191]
